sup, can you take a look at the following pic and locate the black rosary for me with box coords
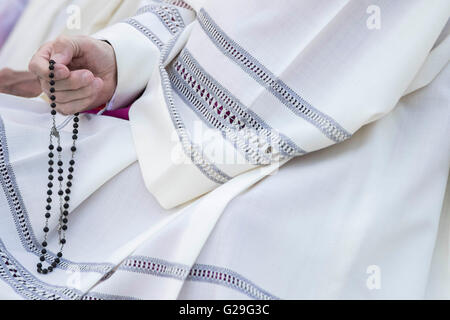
[37,60,79,275]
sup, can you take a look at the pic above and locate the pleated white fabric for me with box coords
[0,0,448,300]
[94,0,449,208]
[0,62,448,299]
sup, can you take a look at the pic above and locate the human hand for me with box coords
[29,35,117,115]
[0,68,41,98]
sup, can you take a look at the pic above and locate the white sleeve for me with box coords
[92,1,196,109]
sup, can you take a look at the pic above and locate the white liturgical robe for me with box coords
[0,0,448,300]
[94,0,449,209]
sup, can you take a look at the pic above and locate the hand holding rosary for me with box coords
[36,60,79,275]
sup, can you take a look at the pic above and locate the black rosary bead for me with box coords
[39,60,80,276]
[49,59,55,65]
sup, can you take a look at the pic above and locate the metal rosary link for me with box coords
[37,60,79,275]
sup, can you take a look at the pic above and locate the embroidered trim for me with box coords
[169,62,271,164]
[197,9,351,143]
[0,117,113,274]
[0,238,136,300]
[170,49,305,163]
[160,32,232,183]
[121,256,188,280]
[0,239,82,300]
[137,4,185,35]
[81,292,139,300]
[125,18,164,50]
[121,256,279,300]
[155,0,194,11]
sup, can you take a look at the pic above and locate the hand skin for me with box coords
[28,35,117,115]
[0,68,42,98]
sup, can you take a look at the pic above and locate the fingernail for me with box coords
[51,53,67,65]
[82,72,91,81]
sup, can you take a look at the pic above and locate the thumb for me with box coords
[50,36,78,66]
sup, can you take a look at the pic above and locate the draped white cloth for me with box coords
[95,0,449,209]
[0,0,448,300]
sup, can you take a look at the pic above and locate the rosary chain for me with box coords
[37,60,79,275]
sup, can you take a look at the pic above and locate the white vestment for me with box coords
[0,0,448,300]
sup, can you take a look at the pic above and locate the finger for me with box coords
[50,35,77,66]
[29,36,76,81]
[47,78,103,104]
[29,45,70,81]
[55,80,104,115]
[56,95,97,115]
[41,70,95,93]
